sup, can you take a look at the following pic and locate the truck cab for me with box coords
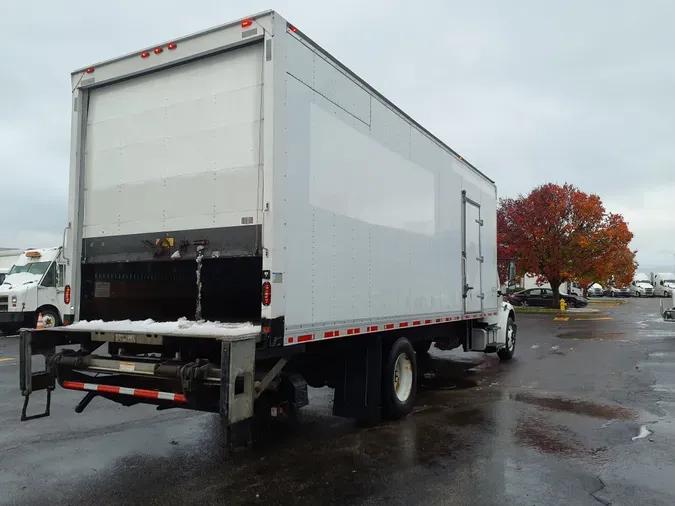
[0,268,8,286]
[630,274,654,297]
[0,247,71,334]
[650,272,675,298]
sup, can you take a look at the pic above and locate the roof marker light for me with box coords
[154,47,163,54]
[241,19,253,27]
[85,67,94,74]
[288,24,297,33]
[168,42,177,50]
[141,51,150,58]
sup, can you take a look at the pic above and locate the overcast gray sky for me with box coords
[1,0,673,271]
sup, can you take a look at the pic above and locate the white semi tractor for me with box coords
[0,247,72,335]
[20,11,517,442]
[650,272,675,298]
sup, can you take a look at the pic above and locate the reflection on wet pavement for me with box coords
[512,392,638,420]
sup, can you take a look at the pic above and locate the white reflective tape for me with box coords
[83,383,99,391]
[118,387,135,395]
[157,391,176,400]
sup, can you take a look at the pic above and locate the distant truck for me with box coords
[0,247,71,335]
[0,249,22,285]
[650,273,675,298]
[630,273,654,297]
[19,11,517,445]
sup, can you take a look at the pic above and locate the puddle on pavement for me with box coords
[512,392,638,420]
[557,330,626,340]
[514,416,585,457]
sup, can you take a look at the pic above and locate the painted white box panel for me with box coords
[309,105,435,236]
[83,43,263,237]
[281,34,500,331]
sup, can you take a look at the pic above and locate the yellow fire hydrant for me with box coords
[559,298,567,312]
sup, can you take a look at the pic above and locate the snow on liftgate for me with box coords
[19,11,517,447]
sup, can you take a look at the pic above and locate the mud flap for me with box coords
[332,334,383,426]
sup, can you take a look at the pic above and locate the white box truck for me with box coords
[20,11,517,442]
[0,247,72,335]
[650,272,675,298]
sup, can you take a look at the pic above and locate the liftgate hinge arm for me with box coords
[254,357,288,399]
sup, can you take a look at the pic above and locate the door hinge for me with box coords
[476,256,484,262]
[478,293,485,300]
[476,219,484,226]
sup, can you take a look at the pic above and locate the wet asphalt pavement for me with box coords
[2,298,675,505]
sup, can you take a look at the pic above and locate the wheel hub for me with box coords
[42,314,56,328]
[393,353,413,402]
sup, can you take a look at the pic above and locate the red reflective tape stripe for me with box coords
[436,318,442,323]
[367,325,379,332]
[425,320,431,324]
[446,317,451,322]
[385,324,395,330]
[288,337,294,343]
[298,334,313,342]
[324,331,334,338]
[399,322,409,328]
[63,381,84,390]
[413,321,421,326]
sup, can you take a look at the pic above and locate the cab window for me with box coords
[57,264,66,288]
[41,263,56,288]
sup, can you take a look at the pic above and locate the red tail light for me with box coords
[241,19,253,28]
[153,47,163,54]
[141,51,150,58]
[86,67,94,74]
[262,282,271,306]
[64,285,71,304]
[168,43,178,50]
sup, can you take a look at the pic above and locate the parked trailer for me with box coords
[20,11,516,443]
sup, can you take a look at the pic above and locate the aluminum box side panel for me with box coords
[283,35,477,330]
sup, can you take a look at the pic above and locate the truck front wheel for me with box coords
[382,337,417,420]
[38,308,61,329]
[498,317,516,361]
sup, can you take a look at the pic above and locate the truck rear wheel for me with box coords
[382,337,417,420]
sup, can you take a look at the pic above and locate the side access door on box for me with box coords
[462,191,483,314]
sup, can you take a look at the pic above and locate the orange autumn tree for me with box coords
[498,183,636,304]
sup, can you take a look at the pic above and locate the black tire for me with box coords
[413,339,432,355]
[382,337,417,420]
[37,308,61,329]
[498,317,516,361]
[567,299,577,309]
[637,292,642,298]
